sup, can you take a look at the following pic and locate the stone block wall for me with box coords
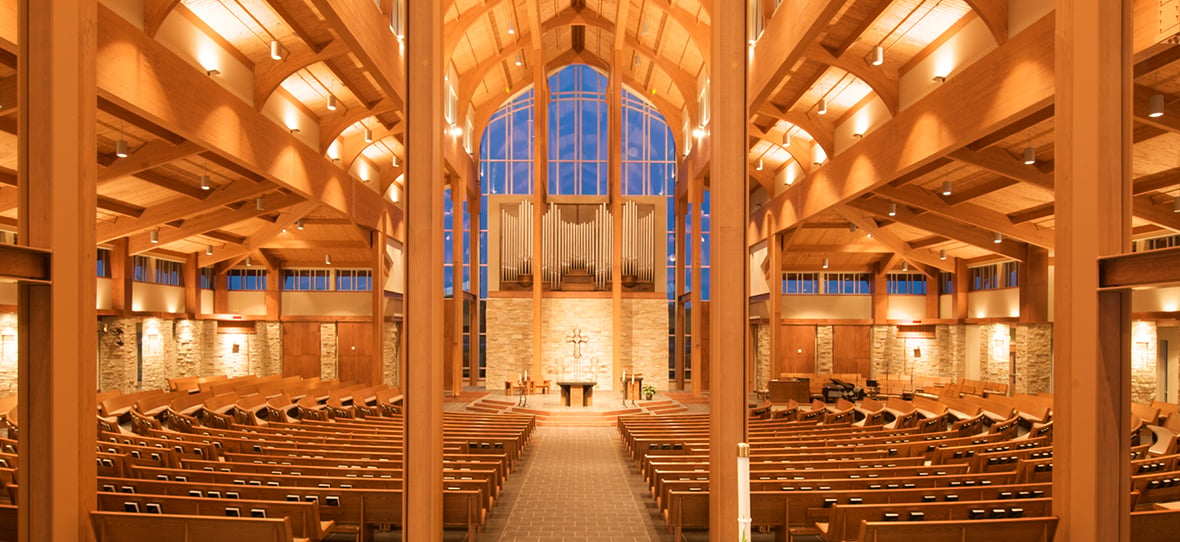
[622,299,669,390]
[485,298,534,388]
[816,326,835,374]
[541,299,613,389]
[753,324,770,391]
[1132,320,1159,404]
[1014,324,1053,394]
[99,317,140,392]
[320,323,338,380]
[139,318,177,391]
[978,324,1011,385]
[869,325,965,381]
[383,321,400,386]
[0,313,18,395]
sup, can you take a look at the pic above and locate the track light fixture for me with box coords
[941,181,952,196]
[507,24,515,35]
[269,40,285,61]
[296,219,305,230]
[150,229,159,244]
[782,129,791,147]
[755,159,763,171]
[822,258,830,269]
[1023,146,1036,165]
[817,98,827,115]
[994,232,1003,244]
[902,261,909,272]
[327,94,338,111]
[205,69,221,77]
[206,245,213,256]
[849,223,858,233]
[932,74,947,83]
[200,174,212,191]
[115,139,129,158]
[245,256,252,267]
[515,54,523,67]
[939,249,947,261]
[325,254,332,265]
[364,127,373,143]
[871,45,884,66]
[852,131,864,139]
[1149,93,1166,118]
[888,203,897,217]
[256,197,265,211]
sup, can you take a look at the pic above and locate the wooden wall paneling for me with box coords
[281,322,321,379]
[336,322,373,385]
[16,0,99,539]
[782,325,817,374]
[443,298,455,391]
[832,325,871,376]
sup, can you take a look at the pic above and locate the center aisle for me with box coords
[477,425,673,542]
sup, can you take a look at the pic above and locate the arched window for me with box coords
[548,65,609,195]
[480,89,535,196]
[622,88,676,196]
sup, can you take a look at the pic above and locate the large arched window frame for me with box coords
[548,65,610,195]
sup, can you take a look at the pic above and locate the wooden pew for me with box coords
[90,511,302,542]
[854,516,1058,542]
[1131,508,1180,542]
[0,504,13,541]
[95,492,336,541]
[820,497,1052,541]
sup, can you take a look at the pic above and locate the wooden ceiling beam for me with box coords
[874,184,1055,249]
[908,235,951,249]
[1134,166,1180,195]
[128,192,305,254]
[834,206,955,273]
[200,201,320,267]
[1133,195,1180,234]
[965,104,1054,151]
[963,0,1008,45]
[749,0,849,112]
[201,230,247,245]
[647,0,710,55]
[943,177,1018,205]
[805,44,898,115]
[308,0,407,110]
[261,239,370,250]
[263,0,332,52]
[97,180,275,243]
[849,197,1029,261]
[97,96,185,144]
[788,243,893,254]
[755,103,835,157]
[445,0,509,58]
[0,75,15,114]
[143,0,181,37]
[0,166,16,187]
[198,151,268,184]
[827,0,891,58]
[132,170,210,200]
[1134,84,1180,133]
[253,39,351,109]
[1007,202,1055,224]
[948,147,1054,191]
[97,140,203,183]
[97,196,145,218]
[1133,42,1180,78]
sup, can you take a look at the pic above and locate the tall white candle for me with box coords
[737,443,751,540]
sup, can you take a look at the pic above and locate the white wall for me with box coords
[782,295,871,320]
[1132,287,1180,313]
[750,242,769,296]
[154,9,255,106]
[887,295,927,321]
[226,292,267,316]
[200,290,215,314]
[386,241,404,294]
[282,292,370,317]
[101,0,144,29]
[967,289,1020,319]
[97,278,113,310]
[939,294,952,319]
[964,324,982,380]
[0,281,14,305]
[1159,325,1180,404]
[1010,0,1055,36]
[898,17,998,110]
[132,283,186,313]
[834,97,890,155]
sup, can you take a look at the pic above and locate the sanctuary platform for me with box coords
[449,388,707,426]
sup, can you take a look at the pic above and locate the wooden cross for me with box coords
[566,328,588,359]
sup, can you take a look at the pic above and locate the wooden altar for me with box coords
[557,381,597,407]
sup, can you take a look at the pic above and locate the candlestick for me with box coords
[738,443,751,541]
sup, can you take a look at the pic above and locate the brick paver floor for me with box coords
[478,425,674,542]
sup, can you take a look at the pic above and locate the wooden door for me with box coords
[282,323,321,378]
[336,322,374,384]
[781,325,816,374]
[832,325,871,377]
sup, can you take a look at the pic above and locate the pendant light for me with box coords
[870,45,884,66]
[269,40,285,60]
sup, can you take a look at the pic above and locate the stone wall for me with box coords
[978,324,1011,385]
[869,325,965,381]
[139,317,177,391]
[98,317,139,392]
[541,299,614,389]
[485,298,533,388]
[1132,320,1159,404]
[622,299,670,390]
[319,323,338,380]
[816,326,834,374]
[1014,324,1053,394]
[0,313,18,395]
[383,321,400,386]
[753,324,770,391]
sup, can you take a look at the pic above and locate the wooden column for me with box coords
[674,191,686,390]
[184,253,200,316]
[1019,245,1050,323]
[110,237,132,314]
[689,176,703,395]
[372,230,387,387]
[214,265,230,314]
[1054,1,1133,541]
[262,254,280,321]
[469,196,482,387]
[952,258,969,320]
[404,0,445,539]
[451,187,464,395]
[530,71,549,382]
[16,0,98,540]
[872,265,888,323]
[767,220,782,381]
[609,65,624,388]
[709,0,748,539]
[924,275,940,320]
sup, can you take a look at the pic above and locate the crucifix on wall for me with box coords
[566,328,588,360]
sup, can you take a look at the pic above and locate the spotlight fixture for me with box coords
[888,203,897,217]
[902,261,909,272]
[206,245,213,256]
[849,224,858,233]
[325,254,332,265]
[256,197,265,211]
[941,181,952,196]
[782,130,792,147]
[150,229,159,244]
[822,258,830,269]
[870,45,884,66]
[289,127,301,134]
[296,219,305,230]
[205,68,221,77]
[755,159,764,171]
[1173,197,1180,213]
[1023,146,1036,165]
[364,127,374,143]
[817,98,828,115]
[245,256,252,267]
[507,24,515,35]
[939,249,948,261]
[327,94,338,111]
[269,40,285,61]
[852,131,864,139]
[115,139,129,158]
[515,54,523,67]
[1149,93,1166,118]
[994,232,1003,244]
[200,174,212,191]
[392,154,400,167]
[932,74,947,83]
